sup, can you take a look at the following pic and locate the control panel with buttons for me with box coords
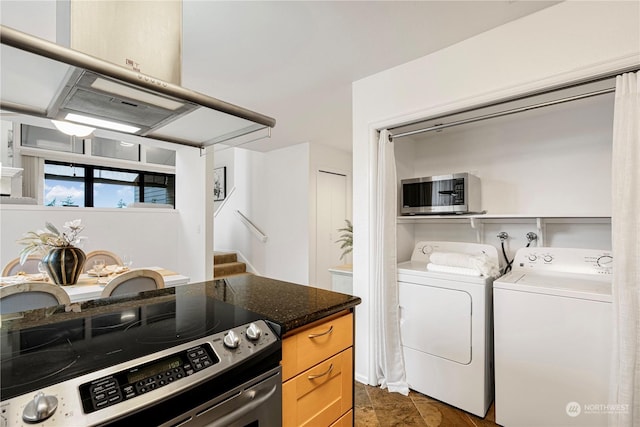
[74,320,276,417]
[80,344,218,413]
[513,247,613,275]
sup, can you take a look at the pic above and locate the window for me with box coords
[21,124,176,166]
[91,136,140,162]
[145,146,176,166]
[44,161,175,208]
[44,163,86,207]
[22,125,84,154]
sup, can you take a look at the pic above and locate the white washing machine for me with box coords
[398,241,498,417]
[493,247,613,427]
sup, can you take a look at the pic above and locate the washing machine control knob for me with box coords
[543,255,553,263]
[421,245,432,255]
[596,255,613,267]
[528,254,537,262]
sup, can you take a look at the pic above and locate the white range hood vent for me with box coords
[48,69,198,135]
[0,25,276,149]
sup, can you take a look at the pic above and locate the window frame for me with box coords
[44,160,175,208]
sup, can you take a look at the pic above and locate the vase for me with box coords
[42,246,86,285]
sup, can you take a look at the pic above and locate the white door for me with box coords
[399,281,472,364]
[316,170,347,290]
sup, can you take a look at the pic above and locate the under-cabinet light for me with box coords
[51,120,95,137]
[65,113,141,134]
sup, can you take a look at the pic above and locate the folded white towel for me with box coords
[429,251,500,278]
[427,263,481,276]
[430,251,475,268]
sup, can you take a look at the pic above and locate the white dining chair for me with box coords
[84,250,123,273]
[0,282,71,314]
[2,256,42,277]
[100,269,164,298]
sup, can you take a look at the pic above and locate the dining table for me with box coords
[0,266,190,303]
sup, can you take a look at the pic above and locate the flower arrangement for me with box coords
[335,219,353,261]
[17,219,86,264]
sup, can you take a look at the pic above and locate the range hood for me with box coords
[0,25,276,149]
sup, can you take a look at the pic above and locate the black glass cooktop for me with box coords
[0,287,269,401]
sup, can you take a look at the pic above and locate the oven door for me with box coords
[161,366,281,427]
[103,364,282,427]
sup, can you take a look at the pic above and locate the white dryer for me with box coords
[398,241,498,417]
[493,247,613,427]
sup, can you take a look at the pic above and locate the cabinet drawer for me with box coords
[329,409,353,427]
[283,347,353,427]
[282,313,353,380]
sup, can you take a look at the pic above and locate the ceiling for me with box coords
[181,1,558,153]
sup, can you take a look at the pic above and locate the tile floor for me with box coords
[355,382,499,427]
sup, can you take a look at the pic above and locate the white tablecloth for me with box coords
[1,267,190,303]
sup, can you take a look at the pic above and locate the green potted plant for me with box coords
[335,219,353,261]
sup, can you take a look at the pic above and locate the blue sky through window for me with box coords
[93,182,135,208]
[44,179,85,207]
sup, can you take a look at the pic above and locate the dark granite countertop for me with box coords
[208,275,361,334]
[1,275,361,336]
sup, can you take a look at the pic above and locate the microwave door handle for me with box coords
[438,190,456,195]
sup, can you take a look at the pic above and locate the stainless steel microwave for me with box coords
[400,173,481,215]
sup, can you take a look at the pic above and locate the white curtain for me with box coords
[609,71,640,427]
[372,129,408,395]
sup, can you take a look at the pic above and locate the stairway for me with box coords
[214,251,251,279]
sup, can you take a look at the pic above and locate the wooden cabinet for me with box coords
[330,410,353,427]
[282,311,354,427]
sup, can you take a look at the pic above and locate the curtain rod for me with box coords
[389,87,615,141]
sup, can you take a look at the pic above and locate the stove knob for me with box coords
[246,323,262,341]
[223,330,240,349]
[22,392,58,423]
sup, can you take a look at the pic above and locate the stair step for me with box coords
[214,251,238,265]
[218,272,252,279]
[214,261,247,278]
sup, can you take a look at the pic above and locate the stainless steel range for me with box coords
[0,289,282,426]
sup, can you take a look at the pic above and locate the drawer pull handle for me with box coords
[308,364,334,380]
[308,325,333,339]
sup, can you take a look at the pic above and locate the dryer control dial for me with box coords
[528,254,537,262]
[543,255,554,263]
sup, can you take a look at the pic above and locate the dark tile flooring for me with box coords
[355,382,499,427]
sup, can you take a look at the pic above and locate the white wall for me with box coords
[0,1,56,41]
[213,144,310,283]
[405,93,614,216]
[175,145,214,283]
[263,143,310,283]
[352,1,640,385]
[0,205,180,271]
[214,143,352,286]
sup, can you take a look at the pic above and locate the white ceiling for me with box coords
[181,1,558,153]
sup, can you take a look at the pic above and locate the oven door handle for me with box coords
[204,383,278,427]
